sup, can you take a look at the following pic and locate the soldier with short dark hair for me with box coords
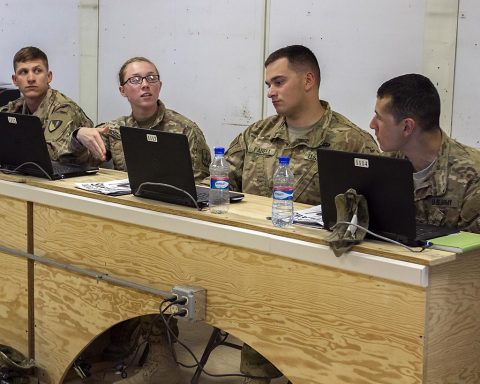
[371,73,480,232]
[65,56,211,183]
[226,45,379,207]
[226,44,379,384]
[0,46,93,160]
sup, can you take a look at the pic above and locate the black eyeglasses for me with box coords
[122,74,160,85]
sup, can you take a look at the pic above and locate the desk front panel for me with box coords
[34,203,426,384]
[0,196,28,356]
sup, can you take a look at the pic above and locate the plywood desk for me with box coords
[0,170,478,384]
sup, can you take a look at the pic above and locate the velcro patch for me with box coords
[303,151,317,161]
[48,120,63,132]
[248,146,276,156]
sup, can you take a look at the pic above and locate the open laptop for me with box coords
[317,148,458,246]
[120,126,244,208]
[0,112,98,179]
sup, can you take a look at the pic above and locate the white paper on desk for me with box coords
[293,205,324,228]
[75,179,131,196]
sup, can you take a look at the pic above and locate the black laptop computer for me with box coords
[317,148,458,246]
[0,112,98,180]
[120,126,244,208]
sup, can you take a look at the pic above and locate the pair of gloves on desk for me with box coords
[326,188,369,257]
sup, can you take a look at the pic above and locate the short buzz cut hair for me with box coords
[118,56,159,85]
[13,46,49,71]
[377,74,441,132]
[265,45,321,87]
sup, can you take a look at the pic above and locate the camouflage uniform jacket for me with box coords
[0,88,93,161]
[68,100,211,183]
[387,131,480,233]
[225,100,379,205]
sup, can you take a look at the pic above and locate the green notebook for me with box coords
[428,231,480,253]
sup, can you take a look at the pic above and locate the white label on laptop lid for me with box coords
[354,157,369,168]
[146,133,157,142]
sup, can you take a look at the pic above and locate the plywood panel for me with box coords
[0,196,28,355]
[0,196,27,250]
[34,264,164,384]
[0,253,28,357]
[425,250,480,383]
[34,205,426,383]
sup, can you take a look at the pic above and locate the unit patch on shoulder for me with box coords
[48,120,63,132]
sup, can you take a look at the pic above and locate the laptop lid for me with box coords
[120,126,204,207]
[0,112,98,179]
[317,148,456,245]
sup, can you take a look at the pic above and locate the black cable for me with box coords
[333,221,427,252]
[0,161,52,180]
[158,302,279,380]
[136,182,203,210]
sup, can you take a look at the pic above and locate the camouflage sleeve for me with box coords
[59,124,110,166]
[225,131,247,192]
[459,179,480,233]
[46,104,94,161]
[348,129,380,155]
[186,124,211,183]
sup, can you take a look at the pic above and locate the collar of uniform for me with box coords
[127,99,166,128]
[428,130,451,195]
[413,130,450,200]
[271,99,333,147]
[31,88,53,117]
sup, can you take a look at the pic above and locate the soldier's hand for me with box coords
[77,126,109,161]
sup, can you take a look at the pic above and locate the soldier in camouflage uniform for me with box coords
[67,57,210,384]
[0,46,93,160]
[65,57,210,183]
[226,45,379,384]
[371,73,480,233]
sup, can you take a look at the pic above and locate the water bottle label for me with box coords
[273,187,293,200]
[210,176,229,190]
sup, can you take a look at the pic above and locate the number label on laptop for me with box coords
[354,157,369,168]
[146,134,157,142]
[7,116,17,124]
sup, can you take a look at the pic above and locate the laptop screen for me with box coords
[120,126,201,207]
[317,148,418,241]
[0,112,56,175]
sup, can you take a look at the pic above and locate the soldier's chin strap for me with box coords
[326,188,369,257]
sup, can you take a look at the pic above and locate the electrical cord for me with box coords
[0,161,52,180]
[136,182,203,210]
[158,299,279,380]
[333,221,427,252]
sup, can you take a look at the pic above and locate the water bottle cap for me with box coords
[278,156,290,164]
[214,147,225,155]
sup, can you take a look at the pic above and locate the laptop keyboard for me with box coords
[52,163,78,175]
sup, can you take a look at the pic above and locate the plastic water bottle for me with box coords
[209,147,230,214]
[272,156,294,227]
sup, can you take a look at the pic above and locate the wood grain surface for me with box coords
[0,195,27,249]
[34,204,426,384]
[0,252,28,357]
[0,196,29,355]
[424,250,480,383]
[33,263,165,383]
[21,169,455,266]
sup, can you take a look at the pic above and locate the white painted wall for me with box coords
[1,0,479,149]
[0,0,84,103]
[452,0,480,147]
